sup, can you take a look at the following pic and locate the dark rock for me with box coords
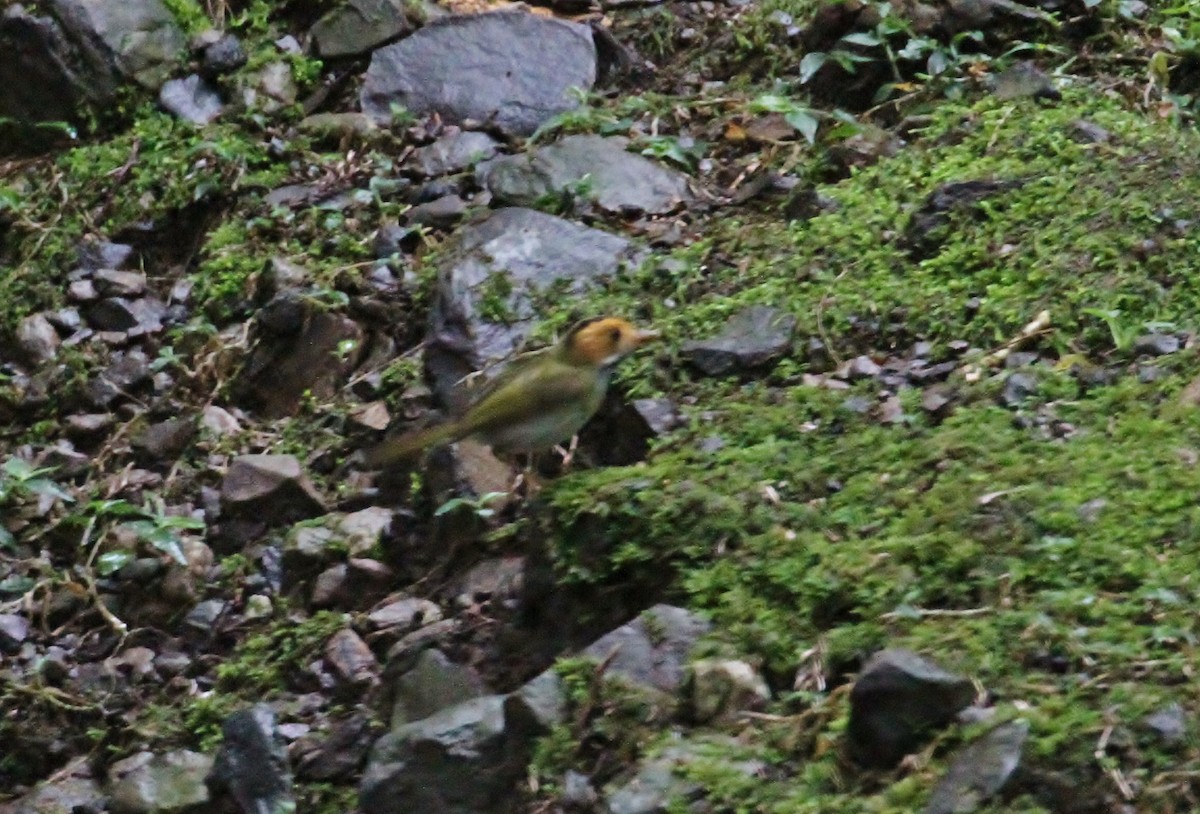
[848,649,975,768]
[85,349,151,408]
[1134,333,1180,357]
[905,179,1026,260]
[368,597,443,631]
[361,9,596,137]
[581,604,711,697]
[0,757,103,814]
[682,306,796,377]
[409,130,500,177]
[15,313,60,364]
[78,238,135,271]
[93,269,146,296]
[452,556,525,609]
[311,0,412,58]
[206,704,295,814]
[183,598,229,633]
[1004,351,1039,369]
[406,194,468,228]
[84,296,167,333]
[324,628,380,690]
[1001,372,1038,407]
[374,222,422,257]
[46,307,82,332]
[992,61,1060,102]
[131,416,196,461]
[927,720,1029,814]
[476,134,692,215]
[108,749,214,813]
[425,207,645,406]
[1071,119,1111,144]
[159,74,223,125]
[49,0,185,88]
[219,454,326,525]
[359,695,515,814]
[604,738,767,814]
[1143,703,1188,744]
[234,297,366,418]
[200,32,246,76]
[388,648,487,728]
[292,714,375,782]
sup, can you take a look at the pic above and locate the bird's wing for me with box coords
[457,346,554,407]
[457,358,597,438]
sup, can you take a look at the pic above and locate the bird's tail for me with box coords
[359,421,463,468]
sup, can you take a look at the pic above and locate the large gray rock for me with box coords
[108,750,214,813]
[220,454,326,525]
[926,720,1029,814]
[682,306,796,377]
[206,704,295,814]
[361,9,596,136]
[388,648,487,728]
[311,0,412,57]
[425,207,645,406]
[49,0,184,88]
[848,649,975,768]
[410,130,500,177]
[0,5,102,133]
[477,135,693,215]
[582,604,711,697]
[603,738,767,814]
[0,757,104,814]
[159,74,223,125]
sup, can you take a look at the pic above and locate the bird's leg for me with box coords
[554,435,580,471]
[511,453,541,496]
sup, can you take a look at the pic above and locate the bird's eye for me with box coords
[609,327,622,344]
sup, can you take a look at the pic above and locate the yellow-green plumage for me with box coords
[361,317,657,468]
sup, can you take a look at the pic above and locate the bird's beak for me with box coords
[634,329,661,345]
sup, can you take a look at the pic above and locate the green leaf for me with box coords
[784,110,820,144]
[97,550,134,576]
[0,526,14,549]
[799,52,827,84]
[841,32,882,47]
[25,478,75,503]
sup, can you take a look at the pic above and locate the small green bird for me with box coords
[361,317,659,467]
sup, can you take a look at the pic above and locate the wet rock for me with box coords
[361,9,596,137]
[582,604,711,697]
[685,659,771,723]
[425,207,644,406]
[1143,703,1188,744]
[1001,371,1038,407]
[311,0,412,58]
[359,695,515,814]
[292,713,375,782]
[1134,333,1180,356]
[15,312,60,364]
[477,135,693,215]
[406,194,468,228]
[682,306,796,377]
[108,749,214,813]
[604,738,766,814]
[206,704,295,814]
[131,416,196,461]
[220,454,325,525]
[0,757,103,814]
[325,627,380,690]
[234,295,366,417]
[159,74,223,125]
[410,130,500,177]
[848,649,975,768]
[927,720,1029,814]
[86,348,151,407]
[388,648,487,728]
[200,32,246,76]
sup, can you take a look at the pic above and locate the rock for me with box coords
[905,179,1026,260]
[0,757,103,814]
[682,306,796,377]
[926,720,1029,814]
[311,0,412,58]
[581,604,711,697]
[206,704,295,814]
[847,649,975,768]
[159,74,223,125]
[85,348,151,408]
[991,60,1060,102]
[238,60,297,114]
[388,648,487,728]
[845,354,882,380]
[452,556,525,609]
[406,194,468,228]
[425,207,645,405]
[108,749,213,813]
[183,599,228,633]
[603,738,766,814]
[68,279,98,302]
[337,507,394,554]
[359,695,515,814]
[685,659,771,723]
[78,238,135,271]
[84,296,167,334]
[50,0,185,87]
[131,417,196,461]
[1134,333,1180,356]
[1143,703,1188,744]
[220,454,325,525]
[324,628,380,690]
[361,9,596,137]
[291,713,375,782]
[368,597,443,631]
[1071,119,1111,145]
[630,398,681,436]
[233,295,366,418]
[15,312,60,364]
[0,613,29,650]
[298,111,379,142]
[1001,371,1038,407]
[476,135,692,215]
[93,269,146,296]
[200,405,241,436]
[504,669,568,736]
[409,130,500,177]
[200,32,246,76]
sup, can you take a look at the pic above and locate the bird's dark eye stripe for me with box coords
[609,327,622,342]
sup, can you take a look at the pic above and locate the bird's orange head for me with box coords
[563,317,659,367]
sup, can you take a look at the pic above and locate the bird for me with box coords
[361,317,659,468]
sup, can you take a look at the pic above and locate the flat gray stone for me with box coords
[927,720,1029,814]
[409,130,500,177]
[682,306,796,377]
[477,135,692,215]
[159,74,223,125]
[361,9,596,136]
[311,0,411,57]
